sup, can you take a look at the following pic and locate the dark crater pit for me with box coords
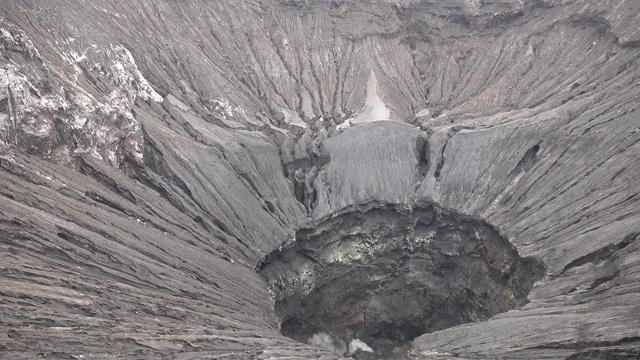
[258,203,545,358]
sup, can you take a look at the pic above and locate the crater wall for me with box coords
[0,1,639,359]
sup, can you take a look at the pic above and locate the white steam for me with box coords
[307,332,346,355]
[307,332,374,357]
[348,338,374,355]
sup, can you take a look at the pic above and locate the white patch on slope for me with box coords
[0,25,41,60]
[0,27,158,164]
[109,45,163,103]
[1,27,14,41]
[0,64,69,140]
[351,70,391,125]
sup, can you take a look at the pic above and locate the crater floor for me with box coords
[259,203,544,357]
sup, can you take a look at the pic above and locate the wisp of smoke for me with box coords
[307,332,346,355]
[307,332,374,357]
[348,338,374,355]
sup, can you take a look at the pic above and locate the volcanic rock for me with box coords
[0,1,639,359]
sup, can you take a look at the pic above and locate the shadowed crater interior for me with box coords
[258,203,545,356]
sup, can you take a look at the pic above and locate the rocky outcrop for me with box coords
[0,0,639,359]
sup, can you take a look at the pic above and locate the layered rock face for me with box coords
[1,0,639,359]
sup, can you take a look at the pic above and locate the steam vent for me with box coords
[1,0,640,359]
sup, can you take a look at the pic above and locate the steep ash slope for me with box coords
[0,0,639,359]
